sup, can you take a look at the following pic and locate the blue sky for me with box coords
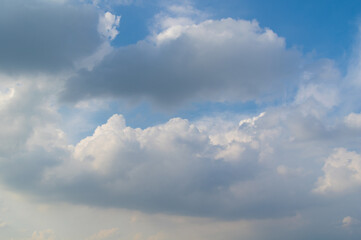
[2,1,361,240]
[112,0,361,60]
[198,0,361,59]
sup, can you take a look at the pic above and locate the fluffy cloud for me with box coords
[2,3,361,239]
[0,100,340,219]
[0,57,350,220]
[98,12,121,41]
[0,28,355,222]
[62,18,300,106]
[314,148,361,194]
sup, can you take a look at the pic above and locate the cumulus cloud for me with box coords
[62,18,300,106]
[0,34,356,222]
[0,98,341,219]
[2,4,361,239]
[314,148,361,194]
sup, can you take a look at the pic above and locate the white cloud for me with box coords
[98,12,121,41]
[314,148,361,194]
[344,112,361,129]
[2,97,337,219]
[295,83,339,109]
[153,2,207,35]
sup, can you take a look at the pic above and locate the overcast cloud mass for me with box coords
[1,0,361,240]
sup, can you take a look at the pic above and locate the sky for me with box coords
[1,0,361,239]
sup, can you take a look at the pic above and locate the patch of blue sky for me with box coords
[59,98,270,144]
[111,2,159,46]
[102,100,265,130]
[195,0,361,63]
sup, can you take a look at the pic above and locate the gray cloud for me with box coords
[62,18,301,107]
[0,0,102,74]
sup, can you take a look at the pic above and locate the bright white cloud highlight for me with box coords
[345,112,361,129]
[314,148,361,194]
[98,12,121,41]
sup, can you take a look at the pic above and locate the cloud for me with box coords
[31,229,55,240]
[342,216,361,230]
[2,4,361,238]
[62,18,300,107]
[92,0,135,7]
[76,11,121,70]
[344,112,361,129]
[0,220,7,228]
[86,228,119,240]
[0,49,356,221]
[0,0,103,74]
[314,148,361,194]
[0,101,334,219]
[98,12,121,41]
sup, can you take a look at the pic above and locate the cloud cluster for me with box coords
[1,49,360,221]
[3,83,360,220]
[2,1,361,239]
